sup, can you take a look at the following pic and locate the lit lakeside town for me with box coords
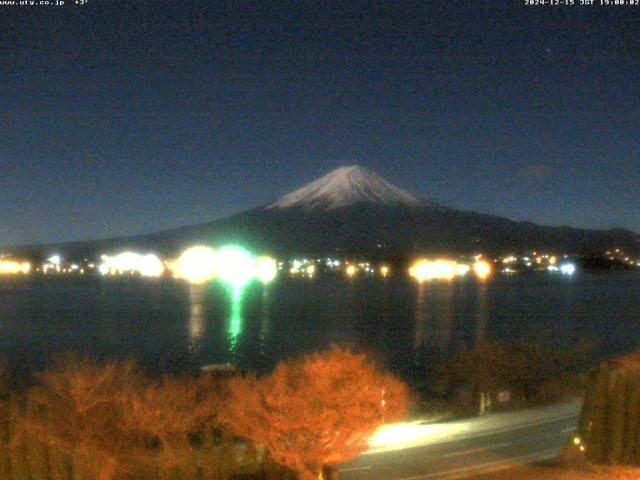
[1,248,638,283]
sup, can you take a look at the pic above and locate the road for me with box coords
[340,400,581,480]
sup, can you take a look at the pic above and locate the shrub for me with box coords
[221,345,408,480]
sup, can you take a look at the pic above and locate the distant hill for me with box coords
[10,165,640,259]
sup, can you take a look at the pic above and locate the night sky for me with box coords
[1,0,639,246]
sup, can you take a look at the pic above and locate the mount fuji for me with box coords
[13,165,640,259]
[267,165,426,210]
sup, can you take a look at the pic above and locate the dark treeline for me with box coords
[435,338,594,415]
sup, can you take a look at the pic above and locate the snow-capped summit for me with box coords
[267,165,425,211]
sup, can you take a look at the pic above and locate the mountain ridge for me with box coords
[6,166,640,258]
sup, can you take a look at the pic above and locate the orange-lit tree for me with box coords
[221,345,408,480]
[120,373,221,475]
[19,358,140,480]
[20,358,225,480]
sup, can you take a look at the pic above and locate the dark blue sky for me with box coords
[1,0,639,246]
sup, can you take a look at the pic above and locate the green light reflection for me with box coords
[227,285,244,361]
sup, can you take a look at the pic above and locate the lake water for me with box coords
[1,272,639,382]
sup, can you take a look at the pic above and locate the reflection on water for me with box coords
[413,284,426,354]
[227,286,244,361]
[436,282,454,348]
[4,273,637,378]
[185,282,248,366]
[188,284,205,352]
[475,281,489,344]
[414,282,455,355]
[185,276,480,371]
[260,288,271,355]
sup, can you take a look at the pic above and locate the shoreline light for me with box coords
[456,264,470,276]
[472,260,492,280]
[217,246,255,289]
[560,262,576,276]
[99,252,164,278]
[409,259,458,282]
[255,256,277,284]
[0,260,31,275]
[305,264,316,277]
[174,246,219,284]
